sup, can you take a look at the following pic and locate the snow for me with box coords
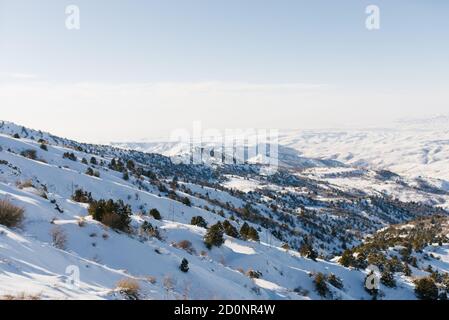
[1,120,449,300]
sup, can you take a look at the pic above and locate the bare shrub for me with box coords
[0,292,41,300]
[16,180,34,189]
[51,226,67,250]
[20,149,37,160]
[0,198,25,228]
[246,269,262,279]
[116,278,140,300]
[173,240,196,255]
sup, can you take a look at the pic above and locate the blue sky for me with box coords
[0,0,448,142]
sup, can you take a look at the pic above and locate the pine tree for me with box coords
[240,222,259,241]
[339,250,354,267]
[414,277,439,300]
[182,197,191,207]
[123,171,129,181]
[240,222,250,240]
[179,258,189,273]
[222,220,239,238]
[126,159,135,171]
[149,208,162,220]
[191,216,207,228]
[204,222,224,249]
[380,269,396,288]
[299,242,318,261]
[247,227,260,242]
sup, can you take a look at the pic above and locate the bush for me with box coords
[246,269,262,279]
[140,221,161,239]
[240,222,259,242]
[314,273,329,298]
[116,278,140,300]
[414,277,439,300]
[122,172,129,181]
[90,157,97,165]
[16,180,34,189]
[299,242,318,261]
[51,226,67,250]
[72,189,93,203]
[20,149,37,160]
[109,158,125,172]
[191,216,207,228]
[339,250,355,267]
[182,197,191,207]
[85,167,100,177]
[88,199,131,232]
[0,199,25,228]
[149,208,162,220]
[63,152,77,161]
[13,133,20,139]
[1,293,41,300]
[380,269,396,288]
[222,220,239,238]
[126,160,135,171]
[328,273,344,290]
[179,258,189,273]
[174,240,195,254]
[204,222,224,249]
[40,144,48,151]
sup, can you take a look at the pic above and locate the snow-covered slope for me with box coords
[1,120,449,300]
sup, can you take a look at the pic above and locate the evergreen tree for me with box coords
[299,242,318,261]
[339,250,355,267]
[414,277,439,300]
[182,197,191,207]
[247,227,260,242]
[149,208,162,220]
[126,159,135,171]
[179,258,189,273]
[240,222,250,239]
[191,216,207,228]
[88,199,131,232]
[204,222,224,249]
[380,269,396,288]
[222,220,239,238]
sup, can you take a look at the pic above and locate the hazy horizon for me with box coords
[1,0,448,142]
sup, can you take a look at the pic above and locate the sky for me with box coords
[0,0,448,143]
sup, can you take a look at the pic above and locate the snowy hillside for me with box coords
[1,120,449,300]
